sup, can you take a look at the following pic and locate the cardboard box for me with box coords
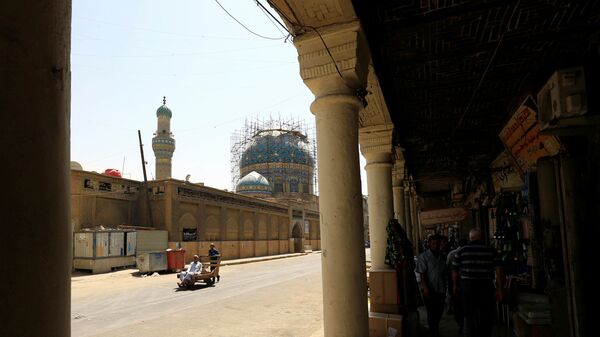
[369,312,403,337]
[512,312,552,337]
[370,303,400,314]
[370,269,399,309]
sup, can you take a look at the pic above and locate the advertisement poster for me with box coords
[499,100,561,173]
[490,151,525,192]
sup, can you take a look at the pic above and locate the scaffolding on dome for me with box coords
[230,116,318,195]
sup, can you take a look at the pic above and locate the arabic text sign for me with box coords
[499,104,560,173]
[420,207,469,226]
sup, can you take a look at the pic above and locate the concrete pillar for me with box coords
[537,158,569,337]
[558,155,585,337]
[392,159,406,227]
[360,124,394,270]
[311,94,369,336]
[0,1,71,336]
[294,20,370,337]
[409,190,418,248]
[404,186,413,245]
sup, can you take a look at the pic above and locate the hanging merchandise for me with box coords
[492,192,531,277]
[384,219,420,312]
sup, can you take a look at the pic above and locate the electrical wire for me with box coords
[450,0,521,139]
[308,26,344,80]
[264,0,344,81]
[213,0,287,40]
[75,15,268,41]
[255,0,286,36]
[255,0,293,37]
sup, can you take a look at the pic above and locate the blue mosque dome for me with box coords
[240,130,314,168]
[236,171,272,196]
[156,97,172,118]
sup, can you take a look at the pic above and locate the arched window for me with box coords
[290,180,298,193]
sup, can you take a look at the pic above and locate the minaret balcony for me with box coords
[152,138,175,146]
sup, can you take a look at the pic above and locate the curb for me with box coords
[220,252,314,267]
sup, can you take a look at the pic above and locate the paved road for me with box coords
[72,253,324,337]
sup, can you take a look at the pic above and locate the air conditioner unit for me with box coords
[537,67,588,129]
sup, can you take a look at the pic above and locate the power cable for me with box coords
[255,0,286,36]
[450,0,521,139]
[264,0,349,84]
[308,26,344,80]
[75,15,269,41]
[213,0,287,40]
[270,0,301,28]
[255,0,293,37]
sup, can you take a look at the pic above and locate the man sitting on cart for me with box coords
[178,254,202,286]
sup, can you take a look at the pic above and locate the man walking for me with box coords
[208,243,220,282]
[452,228,505,337]
[447,239,467,333]
[416,234,447,337]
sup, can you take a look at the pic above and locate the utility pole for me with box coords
[138,130,154,227]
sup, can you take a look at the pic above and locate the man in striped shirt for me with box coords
[452,228,505,337]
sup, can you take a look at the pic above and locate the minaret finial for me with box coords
[163,96,166,105]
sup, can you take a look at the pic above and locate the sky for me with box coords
[71,0,368,193]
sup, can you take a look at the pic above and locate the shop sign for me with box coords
[499,101,561,173]
[490,151,525,192]
[420,207,470,226]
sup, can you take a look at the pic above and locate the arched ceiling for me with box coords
[352,0,600,190]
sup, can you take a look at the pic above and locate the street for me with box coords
[72,253,324,337]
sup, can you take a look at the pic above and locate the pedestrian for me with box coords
[208,243,220,282]
[415,234,447,337]
[452,228,505,337]
[446,238,468,333]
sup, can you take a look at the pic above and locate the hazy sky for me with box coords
[71,0,368,193]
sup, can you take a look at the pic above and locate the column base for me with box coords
[369,312,403,337]
[369,269,400,314]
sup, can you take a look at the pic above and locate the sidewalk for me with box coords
[219,251,313,267]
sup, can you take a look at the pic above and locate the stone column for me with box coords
[296,21,370,337]
[360,124,394,270]
[409,186,420,248]
[392,159,406,227]
[404,184,413,245]
[408,187,418,251]
[0,1,71,336]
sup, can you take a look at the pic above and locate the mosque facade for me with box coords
[232,119,318,205]
[70,99,320,263]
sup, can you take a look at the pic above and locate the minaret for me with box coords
[152,96,175,179]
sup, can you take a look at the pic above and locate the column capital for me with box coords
[294,21,370,97]
[359,124,393,163]
[392,162,405,187]
[310,93,363,116]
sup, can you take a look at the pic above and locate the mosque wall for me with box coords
[268,240,280,255]
[242,211,254,240]
[71,170,320,264]
[205,207,220,241]
[280,217,290,240]
[254,240,268,257]
[241,240,255,258]
[225,209,240,240]
[280,239,290,253]
[257,213,268,240]
[71,170,141,231]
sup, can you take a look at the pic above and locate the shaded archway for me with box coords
[205,215,219,241]
[178,213,197,241]
[292,222,303,252]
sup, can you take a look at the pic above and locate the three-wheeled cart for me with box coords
[177,255,221,287]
